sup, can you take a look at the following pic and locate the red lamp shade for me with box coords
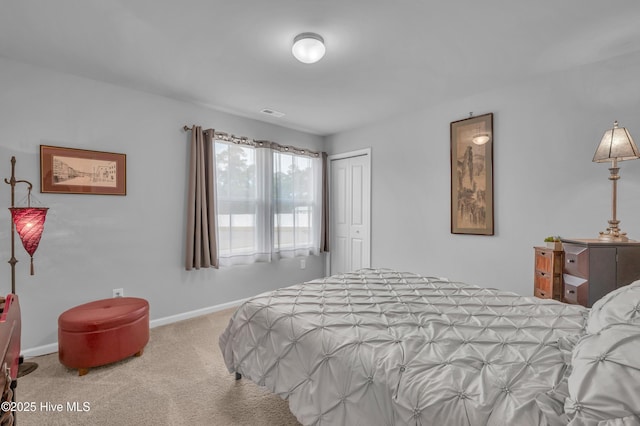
[9,207,48,274]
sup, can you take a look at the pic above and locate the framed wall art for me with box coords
[450,113,494,235]
[40,145,126,195]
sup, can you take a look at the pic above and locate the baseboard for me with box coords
[148,297,249,328]
[22,297,249,358]
[22,343,59,358]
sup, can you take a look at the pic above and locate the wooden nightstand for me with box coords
[561,239,640,307]
[534,246,564,301]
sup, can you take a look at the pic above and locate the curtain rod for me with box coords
[182,125,322,158]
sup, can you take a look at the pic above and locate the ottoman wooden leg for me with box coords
[78,368,89,376]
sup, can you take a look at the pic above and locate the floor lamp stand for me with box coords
[4,157,38,377]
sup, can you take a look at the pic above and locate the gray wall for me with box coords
[3,49,640,353]
[0,58,325,353]
[326,52,640,297]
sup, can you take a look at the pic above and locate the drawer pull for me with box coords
[540,272,546,276]
[541,251,547,256]
[568,290,576,294]
[568,259,575,263]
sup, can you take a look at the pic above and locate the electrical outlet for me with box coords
[300,258,306,269]
[113,288,124,298]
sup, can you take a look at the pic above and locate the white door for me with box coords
[330,150,371,275]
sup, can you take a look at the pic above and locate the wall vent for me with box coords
[260,108,285,118]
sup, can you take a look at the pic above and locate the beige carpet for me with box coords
[16,308,301,426]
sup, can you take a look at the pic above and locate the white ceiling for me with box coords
[1,0,640,136]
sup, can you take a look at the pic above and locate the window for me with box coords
[214,140,322,266]
[214,142,260,260]
[273,152,322,257]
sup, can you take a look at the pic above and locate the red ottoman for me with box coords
[58,297,149,376]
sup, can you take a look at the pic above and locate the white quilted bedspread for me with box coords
[219,269,587,425]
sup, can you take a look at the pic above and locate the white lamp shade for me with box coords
[292,33,325,64]
[593,121,640,162]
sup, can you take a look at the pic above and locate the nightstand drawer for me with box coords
[563,243,588,278]
[563,274,588,306]
[534,288,551,299]
[534,248,553,273]
[534,270,552,296]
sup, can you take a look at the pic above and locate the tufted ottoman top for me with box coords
[59,297,149,332]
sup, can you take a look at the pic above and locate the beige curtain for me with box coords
[320,152,330,252]
[185,126,219,270]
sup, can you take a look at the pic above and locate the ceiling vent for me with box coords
[260,108,285,118]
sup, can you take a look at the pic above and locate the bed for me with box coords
[219,269,640,425]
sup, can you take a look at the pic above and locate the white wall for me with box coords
[0,58,325,353]
[326,52,640,297]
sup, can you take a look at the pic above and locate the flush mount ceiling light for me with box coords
[292,32,325,64]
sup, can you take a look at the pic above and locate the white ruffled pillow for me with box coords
[597,416,640,426]
[565,323,640,425]
[535,334,581,425]
[586,280,640,334]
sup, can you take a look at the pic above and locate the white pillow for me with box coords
[586,280,640,334]
[565,323,640,425]
[535,334,581,426]
[597,415,640,426]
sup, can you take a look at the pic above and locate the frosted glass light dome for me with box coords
[292,33,325,64]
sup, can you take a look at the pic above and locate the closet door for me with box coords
[330,152,370,275]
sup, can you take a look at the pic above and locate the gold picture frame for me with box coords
[40,145,126,195]
[450,113,494,235]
